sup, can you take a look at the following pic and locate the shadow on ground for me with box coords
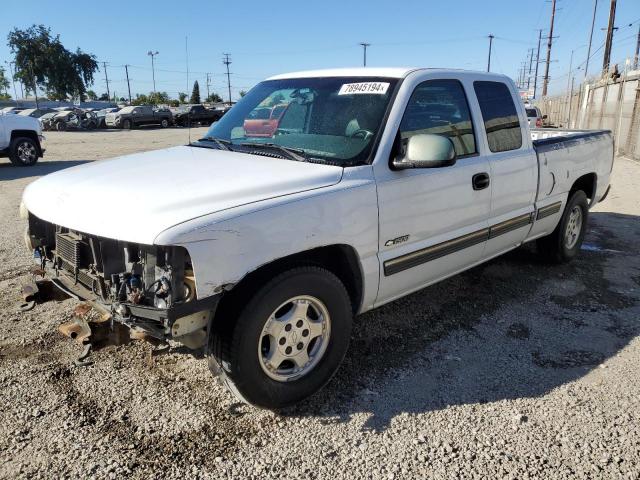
[0,160,90,181]
[281,211,640,430]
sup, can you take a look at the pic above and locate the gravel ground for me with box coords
[0,130,639,479]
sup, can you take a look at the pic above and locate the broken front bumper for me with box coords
[48,265,220,342]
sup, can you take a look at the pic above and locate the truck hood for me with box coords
[23,145,343,244]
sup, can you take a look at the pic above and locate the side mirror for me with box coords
[392,134,457,170]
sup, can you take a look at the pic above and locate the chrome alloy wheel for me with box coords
[17,141,37,164]
[258,295,331,382]
[564,205,583,249]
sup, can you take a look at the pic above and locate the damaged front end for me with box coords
[24,211,218,348]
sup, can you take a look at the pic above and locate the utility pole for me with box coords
[206,73,211,100]
[487,34,494,72]
[585,0,598,79]
[29,62,39,109]
[223,53,232,105]
[533,29,543,99]
[147,51,159,93]
[527,48,534,90]
[633,24,640,70]
[359,42,370,67]
[542,0,557,97]
[102,62,110,100]
[602,0,617,73]
[124,65,132,104]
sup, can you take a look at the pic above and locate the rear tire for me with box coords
[161,118,169,128]
[9,137,39,166]
[207,266,352,408]
[122,119,132,130]
[537,190,588,263]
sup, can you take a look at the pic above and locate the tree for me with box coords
[190,80,200,104]
[7,24,98,101]
[0,66,10,96]
[86,89,97,100]
[98,93,109,101]
[132,91,169,106]
[178,92,188,104]
[239,90,247,98]
[205,92,222,103]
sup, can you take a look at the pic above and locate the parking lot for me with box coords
[0,130,639,479]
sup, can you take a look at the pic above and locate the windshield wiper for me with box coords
[195,136,232,151]
[239,142,308,162]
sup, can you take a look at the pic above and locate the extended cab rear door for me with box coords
[473,80,538,259]
[374,72,492,305]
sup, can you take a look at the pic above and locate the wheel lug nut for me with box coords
[296,320,303,328]
[285,346,292,355]
[302,329,309,337]
[285,324,292,332]
[297,343,304,350]
[279,337,286,345]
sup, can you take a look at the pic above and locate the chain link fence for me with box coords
[535,69,640,162]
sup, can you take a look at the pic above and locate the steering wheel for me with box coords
[349,129,374,140]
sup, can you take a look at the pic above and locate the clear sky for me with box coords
[1,0,638,100]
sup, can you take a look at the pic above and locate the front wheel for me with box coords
[9,137,39,166]
[207,267,353,408]
[122,119,132,130]
[160,118,169,128]
[537,190,589,263]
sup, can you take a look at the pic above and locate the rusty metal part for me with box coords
[74,303,93,318]
[58,317,91,344]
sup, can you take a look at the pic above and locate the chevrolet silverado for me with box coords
[20,68,613,407]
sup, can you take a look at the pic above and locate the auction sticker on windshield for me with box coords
[338,82,390,95]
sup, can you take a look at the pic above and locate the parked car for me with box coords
[0,110,45,166]
[172,104,223,127]
[39,112,59,131]
[243,103,289,137]
[47,110,98,131]
[525,105,544,128]
[18,108,58,119]
[20,68,613,408]
[1,106,26,114]
[96,108,120,128]
[105,105,172,129]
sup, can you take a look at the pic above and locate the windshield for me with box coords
[201,76,399,165]
[525,108,538,117]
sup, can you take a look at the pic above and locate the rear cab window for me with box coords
[473,81,523,153]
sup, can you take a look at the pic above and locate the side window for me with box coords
[473,81,523,152]
[399,79,476,157]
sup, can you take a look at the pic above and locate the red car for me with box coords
[244,104,288,137]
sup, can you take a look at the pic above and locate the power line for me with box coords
[585,0,599,80]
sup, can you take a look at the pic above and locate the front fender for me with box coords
[154,166,380,312]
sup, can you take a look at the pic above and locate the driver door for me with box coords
[375,77,492,304]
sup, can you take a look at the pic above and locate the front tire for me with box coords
[208,267,353,408]
[160,118,169,128]
[122,119,132,130]
[9,137,39,166]
[537,190,588,263]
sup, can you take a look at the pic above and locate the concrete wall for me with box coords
[535,70,640,162]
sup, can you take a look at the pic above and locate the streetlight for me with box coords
[359,43,370,67]
[147,51,159,93]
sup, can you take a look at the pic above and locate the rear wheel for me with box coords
[207,266,352,408]
[122,119,132,130]
[9,137,39,166]
[56,121,66,131]
[537,190,588,263]
[160,118,169,128]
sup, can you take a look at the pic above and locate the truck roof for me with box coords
[267,67,513,82]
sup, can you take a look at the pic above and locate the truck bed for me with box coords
[530,128,611,146]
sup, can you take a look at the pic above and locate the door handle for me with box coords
[472,172,490,190]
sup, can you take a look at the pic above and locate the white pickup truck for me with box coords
[0,111,45,166]
[21,68,613,408]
